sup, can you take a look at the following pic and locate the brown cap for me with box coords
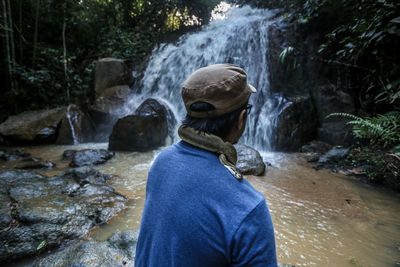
[182,64,256,118]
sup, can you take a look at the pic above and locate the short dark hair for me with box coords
[181,101,247,139]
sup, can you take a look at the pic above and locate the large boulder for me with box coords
[88,85,132,142]
[0,149,31,161]
[318,148,350,164]
[0,167,127,263]
[299,140,333,162]
[108,98,172,152]
[315,83,355,145]
[63,149,115,167]
[94,58,134,99]
[35,229,139,267]
[274,96,318,151]
[300,140,332,154]
[56,105,95,145]
[235,143,266,176]
[0,107,65,145]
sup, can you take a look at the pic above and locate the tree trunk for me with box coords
[6,0,15,68]
[18,0,23,64]
[62,4,70,102]
[32,0,40,67]
[2,0,13,92]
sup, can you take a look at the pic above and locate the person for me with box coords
[135,64,277,267]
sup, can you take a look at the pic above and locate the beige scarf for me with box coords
[178,125,243,180]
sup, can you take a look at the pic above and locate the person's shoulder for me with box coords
[152,142,182,161]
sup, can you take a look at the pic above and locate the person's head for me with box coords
[181,64,256,143]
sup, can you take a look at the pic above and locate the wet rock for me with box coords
[235,143,265,176]
[61,167,115,185]
[304,153,321,163]
[108,98,170,152]
[300,140,332,154]
[35,227,293,267]
[0,149,31,161]
[56,105,95,145]
[0,185,12,230]
[35,229,139,267]
[315,83,355,146]
[318,148,350,164]
[136,98,176,144]
[0,168,127,263]
[64,149,115,167]
[88,85,132,142]
[14,158,55,170]
[300,140,333,162]
[317,121,354,147]
[62,149,76,160]
[0,107,65,145]
[382,153,400,191]
[274,96,318,151]
[94,58,134,99]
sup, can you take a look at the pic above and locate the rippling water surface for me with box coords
[7,144,398,266]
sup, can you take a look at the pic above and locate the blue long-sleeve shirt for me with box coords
[135,141,277,266]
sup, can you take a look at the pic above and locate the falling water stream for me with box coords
[125,5,288,151]
[3,4,400,267]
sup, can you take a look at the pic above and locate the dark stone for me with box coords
[94,58,134,99]
[300,140,332,154]
[235,143,265,176]
[65,149,115,167]
[56,105,95,145]
[0,149,31,161]
[317,122,354,146]
[62,150,76,160]
[14,159,55,170]
[88,85,132,142]
[274,96,318,151]
[61,167,115,186]
[267,19,358,149]
[35,229,139,267]
[268,19,320,97]
[0,107,65,145]
[303,152,321,162]
[108,98,170,152]
[0,168,127,263]
[35,227,293,267]
[315,83,355,146]
[318,148,350,164]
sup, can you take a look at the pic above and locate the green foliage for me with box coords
[0,0,220,116]
[328,112,400,148]
[311,0,400,111]
[279,46,296,70]
[232,0,400,112]
[279,46,294,63]
[340,147,399,189]
[37,240,46,251]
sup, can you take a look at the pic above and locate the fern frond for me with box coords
[326,111,400,148]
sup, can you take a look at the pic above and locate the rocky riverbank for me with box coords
[0,142,267,265]
[0,147,127,264]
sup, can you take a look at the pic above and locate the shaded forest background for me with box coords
[1,0,399,116]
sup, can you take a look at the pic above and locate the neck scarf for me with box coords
[178,125,243,180]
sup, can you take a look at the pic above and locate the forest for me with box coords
[0,1,400,266]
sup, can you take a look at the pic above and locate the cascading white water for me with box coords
[126,5,287,151]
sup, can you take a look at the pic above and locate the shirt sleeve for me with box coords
[230,200,278,267]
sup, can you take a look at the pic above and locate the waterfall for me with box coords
[126,5,287,151]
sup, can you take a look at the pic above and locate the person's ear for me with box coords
[237,109,247,130]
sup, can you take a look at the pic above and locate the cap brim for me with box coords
[247,84,257,93]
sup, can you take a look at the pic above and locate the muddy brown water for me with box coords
[2,144,400,266]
